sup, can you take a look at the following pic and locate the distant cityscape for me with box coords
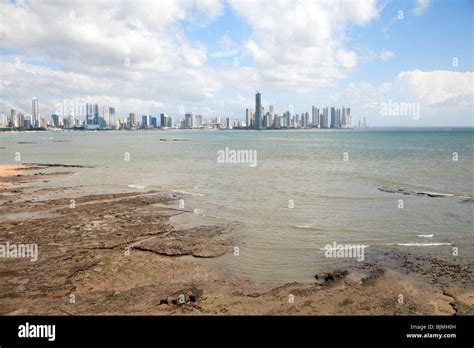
[1,92,364,131]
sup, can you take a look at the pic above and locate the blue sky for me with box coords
[1,0,473,126]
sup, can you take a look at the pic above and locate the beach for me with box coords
[0,162,472,315]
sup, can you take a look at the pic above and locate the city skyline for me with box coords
[1,93,355,130]
[1,0,473,127]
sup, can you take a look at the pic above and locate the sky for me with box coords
[0,0,473,126]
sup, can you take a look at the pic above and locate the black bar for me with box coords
[0,316,472,346]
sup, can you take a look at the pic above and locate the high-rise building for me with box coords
[109,107,115,125]
[335,108,341,128]
[32,97,39,127]
[129,113,136,128]
[345,108,352,128]
[141,115,149,128]
[255,92,262,129]
[86,103,99,126]
[17,113,25,129]
[311,106,319,128]
[185,112,195,128]
[10,108,18,128]
[52,114,61,127]
[102,106,110,127]
[195,115,203,127]
[150,116,157,128]
[269,105,274,127]
[67,115,75,129]
[330,107,336,128]
[23,115,32,129]
[245,108,251,128]
[0,112,6,127]
[284,111,290,128]
[160,113,167,128]
[160,113,173,128]
[93,104,99,125]
[321,108,329,128]
[39,115,46,128]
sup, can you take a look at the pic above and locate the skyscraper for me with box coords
[269,105,274,127]
[160,113,168,128]
[103,106,110,128]
[345,108,352,128]
[330,107,336,128]
[109,107,115,124]
[255,92,262,129]
[335,108,341,128]
[93,104,99,125]
[141,115,149,128]
[312,106,320,128]
[129,113,136,128]
[32,97,39,127]
[86,104,93,125]
[0,112,6,127]
[321,108,329,128]
[10,108,17,128]
[185,112,195,128]
[245,108,251,128]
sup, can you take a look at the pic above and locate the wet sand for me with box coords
[0,163,472,315]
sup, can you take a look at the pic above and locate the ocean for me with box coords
[1,128,473,283]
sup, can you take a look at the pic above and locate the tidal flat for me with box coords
[0,164,472,315]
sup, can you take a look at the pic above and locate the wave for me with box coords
[193,208,206,216]
[172,189,205,197]
[319,245,370,251]
[387,242,451,247]
[128,184,146,189]
[293,225,325,232]
[417,234,433,238]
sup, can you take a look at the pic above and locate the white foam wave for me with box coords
[172,189,204,197]
[128,184,146,189]
[388,242,451,247]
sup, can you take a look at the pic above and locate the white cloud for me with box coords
[396,70,473,105]
[412,0,430,16]
[210,36,240,58]
[336,70,474,126]
[228,0,383,92]
[0,0,225,116]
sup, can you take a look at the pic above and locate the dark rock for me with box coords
[314,269,348,285]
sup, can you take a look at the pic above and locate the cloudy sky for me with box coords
[1,0,473,126]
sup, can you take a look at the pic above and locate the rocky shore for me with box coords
[0,164,472,315]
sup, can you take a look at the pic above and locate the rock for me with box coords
[314,269,348,285]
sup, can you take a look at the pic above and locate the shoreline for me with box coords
[0,163,472,315]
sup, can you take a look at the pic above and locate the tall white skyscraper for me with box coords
[322,107,329,128]
[103,106,110,127]
[11,108,18,128]
[0,112,6,127]
[346,108,352,128]
[312,106,320,128]
[32,97,39,127]
[255,92,262,129]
